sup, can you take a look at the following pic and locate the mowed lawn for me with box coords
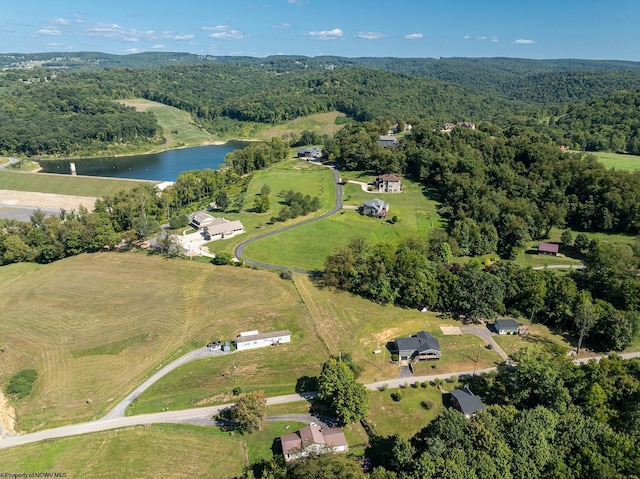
[0,253,326,432]
[0,171,148,196]
[205,159,336,256]
[589,151,640,172]
[259,111,347,139]
[241,176,442,271]
[0,424,245,479]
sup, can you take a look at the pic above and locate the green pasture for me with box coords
[204,159,336,256]
[119,98,214,148]
[259,111,347,139]
[241,175,442,271]
[589,151,640,172]
[0,170,149,196]
[0,424,245,479]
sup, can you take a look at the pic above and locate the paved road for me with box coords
[2,352,640,450]
[0,205,60,222]
[0,157,19,170]
[233,167,343,273]
[102,347,229,420]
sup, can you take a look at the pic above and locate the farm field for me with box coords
[0,171,149,197]
[0,253,322,432]
[0,424,245,479]
[241,175,442,271]
[589,150,640,172]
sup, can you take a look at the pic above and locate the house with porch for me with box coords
[280,424,348,462]
[393,331,440,363]
[374,174,402,193]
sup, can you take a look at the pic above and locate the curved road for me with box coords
[233,167,343,274]
[1,352,640,450]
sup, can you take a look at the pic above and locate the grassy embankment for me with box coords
[0,170,149,196]
[0,253,326,432]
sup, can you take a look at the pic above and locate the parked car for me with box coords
[207,341,222,350]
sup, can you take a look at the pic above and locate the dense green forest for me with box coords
[2,55,640,157]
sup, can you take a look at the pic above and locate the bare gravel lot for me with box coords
[0,190,96,211]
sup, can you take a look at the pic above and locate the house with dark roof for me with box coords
[393,331,440,362]
[493,319,524,335]
[280,424,348,462]
[375,174,402,193]
[362,198,389,219]
[538,242,559,256]
[450,386,485,417]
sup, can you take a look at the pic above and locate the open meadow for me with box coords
[0,424,246,479]
[240,174,443,271]
[0,253,325,432]
[589,151,640,172]
[258,111,347,139]
[0,171,149,197]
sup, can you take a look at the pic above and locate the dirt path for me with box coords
[0,190,96,211]
[0,391,17,438]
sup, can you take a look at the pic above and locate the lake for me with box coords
[38,141,249,181]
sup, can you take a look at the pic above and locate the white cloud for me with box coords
[74,14,84,24]
[491,35,499,43]
[152,44,165,49]
[209,28,245,40]
[358,31,385,40]
[464,35,470,40]
[201,25,229,31]
[477,36,487,40]
[125,48,142,54]
[287,0,303,4]
[308,28,343,40]
[50,18,70,26]
[404,33,423,40]
[174,34,194,41]
[84,23,193,43]
[35,28,61,36]
[513,38,536,44]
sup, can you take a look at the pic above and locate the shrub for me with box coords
[391,391,403,402]
[391,354,399,362]
[379,383,389,391]
[168,213,189,229]
[212,252,232,265]
[280,269,293,280]
[421,381,428,388]
[421,400,436,410]
[5,369,37,399]
[413,381,420,389]
[486,343,493,349]
[232,386,243,396]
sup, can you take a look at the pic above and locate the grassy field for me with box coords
[0,253,325,432]
[0,171,149,196]
[204,158,337,257]
[588,151,640,172]
[240,174,442,271]
[120,99,214,149]
[0,424,246,478]
[258,111,347,139]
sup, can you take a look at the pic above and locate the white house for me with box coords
[280,424,348,462]
[235,330,291,351]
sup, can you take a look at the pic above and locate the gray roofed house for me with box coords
[450,386,485,417]
[394,331,440,362]
[191,211,217,229]
[204,218,245,241]
[362,198,389,219]
[494,319,524,335]
[378,135,398,147]
[235,330,291,351]
[297,146,322,159]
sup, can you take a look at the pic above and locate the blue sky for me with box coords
[2,0,639,60]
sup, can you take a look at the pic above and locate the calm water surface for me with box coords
[39,141,249,181]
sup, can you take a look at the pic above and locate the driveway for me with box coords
[460,325,509,361]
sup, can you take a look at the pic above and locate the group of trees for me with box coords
[324,235,640,351]
[317,356,369,424]
[272,190,322,223]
